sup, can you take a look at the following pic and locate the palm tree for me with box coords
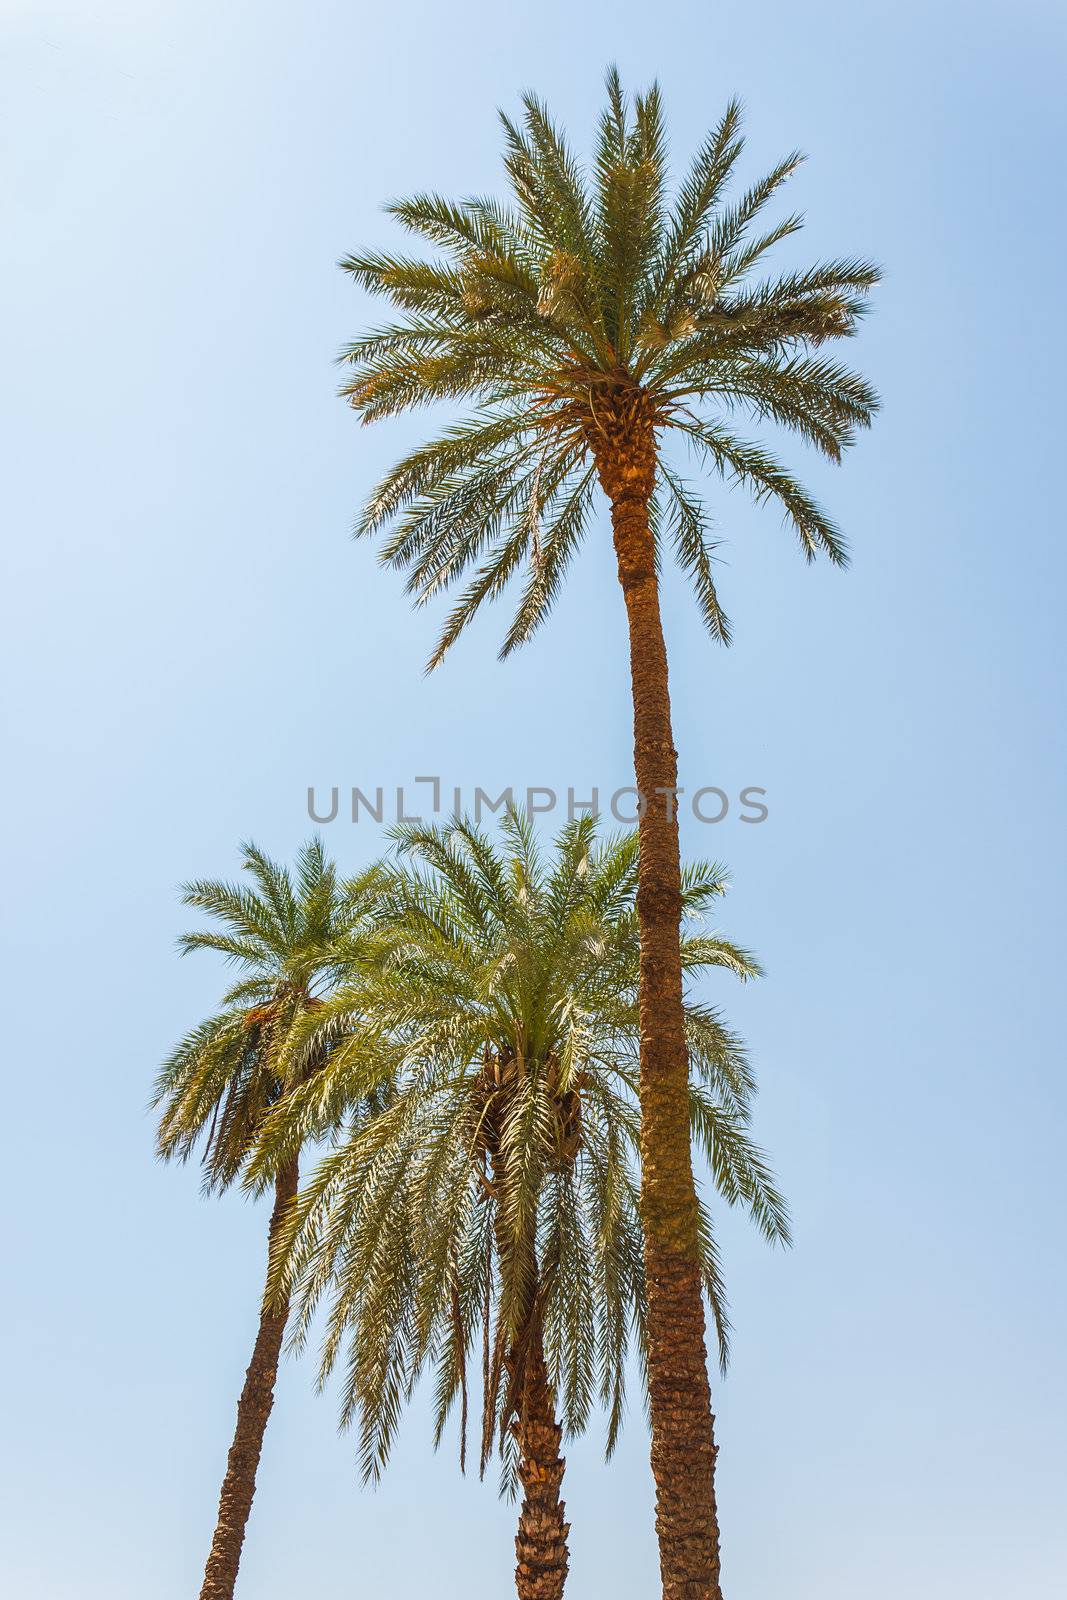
[336,71,878,1597]
[259,814,788,1600]
[153,839,378,1600]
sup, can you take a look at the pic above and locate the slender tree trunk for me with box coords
[512,1317,570,1600]
[489,1158,570,1600]
[593,399,723,1600]
[198,1156,299,1600]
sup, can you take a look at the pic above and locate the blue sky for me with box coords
[3,1,1066,1595]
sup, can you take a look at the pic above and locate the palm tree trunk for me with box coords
[198,1155,299,1600]
[512,1317,570,1600]
[594,408,723,1600]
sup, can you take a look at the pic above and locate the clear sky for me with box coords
[3,1,1066,1596]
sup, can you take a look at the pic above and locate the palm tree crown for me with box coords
[261,814,788,1487]
[343,69,880,665]
[153,839,377,1187]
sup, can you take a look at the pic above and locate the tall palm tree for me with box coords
[258,814,788,1600]
[336,70,878,1596]
[153,839,377,1600]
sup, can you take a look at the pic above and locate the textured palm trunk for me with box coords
[198,1155,299,1600]
[593,399,723,1600]
[488,1150,570,1600]
[512,1317,570,1600]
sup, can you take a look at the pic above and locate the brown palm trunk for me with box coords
[593,401,723,1600]
[198,1156,299,1600]
[512,1316,570,1600]
[489,1160,570,1600]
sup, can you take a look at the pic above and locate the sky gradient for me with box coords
[3,1,1066,1596]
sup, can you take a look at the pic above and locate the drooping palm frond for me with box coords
[340,71,880,663]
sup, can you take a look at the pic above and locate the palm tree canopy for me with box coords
[152,838,380,1191]
[259,813,789,1488]
[342,70,880,665]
